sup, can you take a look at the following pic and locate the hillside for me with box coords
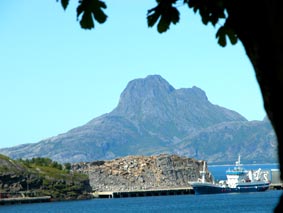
[0,75,277,164]
[0,154,92,201]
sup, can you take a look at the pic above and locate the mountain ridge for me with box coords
[0,75,277,164]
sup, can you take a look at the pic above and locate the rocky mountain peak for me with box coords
[123,75,175,95]
[112,75,175,119]
[0,75,275,164]
[112,75,245,127]
[117,75,173,105]
[174,86,208,104]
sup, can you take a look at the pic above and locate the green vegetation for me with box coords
[0,156,92,201]
[18,157,67,171]
[0,154,10,161]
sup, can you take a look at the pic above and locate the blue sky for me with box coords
[0,0,265,149]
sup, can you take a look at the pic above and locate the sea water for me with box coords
[0,164,281,213]
[1,191,282,213]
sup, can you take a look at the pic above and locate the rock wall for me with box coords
[72,154,212,192]
[0,173,42,194]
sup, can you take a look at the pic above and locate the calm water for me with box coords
[1,164,281,212]
[0,191,282,213]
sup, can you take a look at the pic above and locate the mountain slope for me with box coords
[0,75,277,164]
[176,119,277,164]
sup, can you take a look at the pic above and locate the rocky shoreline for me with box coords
[1,154,210,203]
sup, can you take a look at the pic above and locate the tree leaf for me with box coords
[227,32,238,45]
[77,3,84,20]
[216,25,238,46]
[169,7,180,25]
[80,11,94,29]
[200,9,209,25]
[147,9,161,28]
[61,0,69,10]
[76,0,107,30]
[147,2,180,33]
[91,0,107,24]
[157,15,170,33]
[226,28,238,45]
[218,34,226,47]
[216,26,227,47]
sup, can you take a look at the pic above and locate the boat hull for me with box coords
[191,182,270,195]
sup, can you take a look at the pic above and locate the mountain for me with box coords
[0,75,277,164]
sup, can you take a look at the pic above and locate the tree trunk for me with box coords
[227,1,283,211]
[244,36,283,213]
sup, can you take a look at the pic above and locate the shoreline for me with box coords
[0,196,51,205]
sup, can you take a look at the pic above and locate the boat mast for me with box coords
[236,155,241,167]
[200,161,206,183]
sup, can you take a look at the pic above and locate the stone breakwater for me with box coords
[72,154,212,192]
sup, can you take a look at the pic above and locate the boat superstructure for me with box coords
[190,155,270,194]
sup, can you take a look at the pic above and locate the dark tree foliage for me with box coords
[64,162,72,171]
[57,0,107,29]
[57,1,283,211]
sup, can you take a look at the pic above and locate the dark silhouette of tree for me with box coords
[57,0,283,211]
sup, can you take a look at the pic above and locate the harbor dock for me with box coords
[0,196,51,205]
[93,187,194,198]
[269,183,283,190]
[270,169,283,190]
[94,183,283,199]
